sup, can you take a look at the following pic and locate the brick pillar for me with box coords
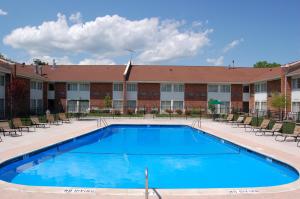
[184,84,207,110]
[90,83,112,109]
[43,82,48,112]
[123,80,127,114]
[54,82,66,113]
[5,74,11,119]
[281,70,291,115]
[249,84,255,112]
[231,84,243,112]
[137,83,160,113]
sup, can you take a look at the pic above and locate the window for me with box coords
[48,83,54,91]
[113,83,123,92]
[173,101,184,110]
[261,83,267,92]
[113,100,123,110]
[292,78,300,89]
[67,83,78,91]
[173,84,184,92]
[67,100,77,113]
[254,82,267,93]
[30,81,37,89]
[127,100,136,109]
[208,85,218,92]
[37,82,43,90]
[292,102,300,112]
[220,85,230,93]
[161,84,172,92]
[127,83,137,92]
[37,99,43,113]
[79,83,90,91]
[255,102,260,110]
[30,99,37,112]
[261,101,267,111]
[0,75,5,86]
[219,101,230,114]
[79,100,89,112]
[243,85,249,93]
[161,101,171,111]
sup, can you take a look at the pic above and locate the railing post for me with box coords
[145,167,148,199]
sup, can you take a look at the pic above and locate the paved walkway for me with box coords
[0,117,300,199]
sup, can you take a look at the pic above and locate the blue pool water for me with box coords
[0,125,298,188]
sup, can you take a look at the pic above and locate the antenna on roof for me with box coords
[232,60,235,67]
[51,59,56,70]
[125,48,136,62]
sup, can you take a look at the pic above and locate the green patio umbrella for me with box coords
[208,99,223,105]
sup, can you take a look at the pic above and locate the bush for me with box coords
[282,122,295,134]
[175,109,183,115]
[127,109,134,115]
[151,109,159,114]
[137,109,146,114]
[165,109,173,114]
[191,109,200,115]
[185,110,191,116]
[112,110,121,115]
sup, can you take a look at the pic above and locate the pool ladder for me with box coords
[97,117,108,127]
[145,167,149,199]
[192,119,201,128]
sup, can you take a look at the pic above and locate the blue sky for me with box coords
[0,0,299,66]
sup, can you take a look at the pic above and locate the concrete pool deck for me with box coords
[0,117,300,199]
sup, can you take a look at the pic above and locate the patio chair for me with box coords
[58,113,71,123]
[216,114,233,122]
[230,115,244,125]
[0,121,22,136]
[30,116,49,128]
[275,125,300,142]
[12,118,35,132]
[47,114,62,125]
[255,122,282,136]
[236,116,252,130]
[250,119,270,132]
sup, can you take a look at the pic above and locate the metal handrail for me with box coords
[145,167,148,199]
[192,119,201,128]
[97,117,108,127]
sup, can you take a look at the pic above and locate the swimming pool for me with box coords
[0,124,298,188]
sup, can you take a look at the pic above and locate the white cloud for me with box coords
[3,13,212,64]
[206,56,224,66]
[0,9,7,16]
[223,38,244,53]
[69,12,82,24]
[26,55,73,65]
[78,57,115,65]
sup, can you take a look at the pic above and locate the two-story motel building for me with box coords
[1,58,300,118]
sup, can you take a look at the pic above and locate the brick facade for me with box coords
[231,84,243,111]
[90,83,112,109]
[137,83,160,111]
[281,71,292,113]
[54,82,66,112]
[11,77,30,117]
[43,82,48,112]
[249,84,255,111]
[184,84,207,109]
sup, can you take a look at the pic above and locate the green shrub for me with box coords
[175,109,183,115]
[282,122,295,134]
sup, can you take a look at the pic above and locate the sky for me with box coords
[0,0,299,66]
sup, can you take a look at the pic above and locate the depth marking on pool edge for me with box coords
[229,189,259,194]
[63,188,95,193]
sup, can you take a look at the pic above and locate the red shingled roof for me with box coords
[127,65,282,83]
[43,65,126,82]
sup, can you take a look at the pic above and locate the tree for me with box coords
[253,61,281,68]
[208,99,217,114]
[271,93,289,120]
[104,95,112,108]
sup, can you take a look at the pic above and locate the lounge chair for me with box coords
[0,121,22,136]
[236,116,252,130]
[255,122,282,136]
[275,125,300,142]
[12,118,34,132]
[216,114,233,122]
[250,119,270,132]
[47,114,62,125]
[30,116,49,128]
[230,115,244,125]
[58,113,71,123]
